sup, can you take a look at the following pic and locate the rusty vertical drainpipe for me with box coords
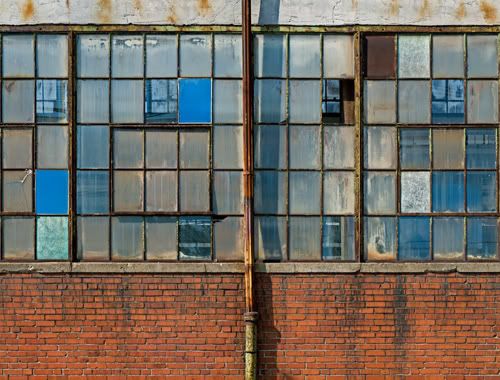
[242,0,257,378]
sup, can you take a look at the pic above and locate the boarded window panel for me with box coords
[77,125,109,169]
[467,217,498,260]
[254,79,287,124]
[254,125,287,169]
[77,216,109,261]
[214,34,242,78]
[467,35,498,78]
[179,171,210,212]
[364,217,396,261]
[178,79,212,124]
[146,217,177,260]
[398,35,431,78]
[254,34,287,78]
[214,125,243,170]
[36,80,68,123]
[179,130,209,169]
[111,217,144,260]
[37,125,68,169]
[323,34,354,78]
[77,80,110,123]
[365,35,395,78]
[113,129,144,169]
[433,217,464,260]
[3,34,34,77]
[111,35,144,78]
[400,129,430,170]
[322,216,355,261]
[432,172,464,212]
[36,217,68,260]
[289,80,321,123]
[324,127,355,169]
[289,217,321,261]
[37,35,68,78]
[254,171,287,214]
[146,35,177,78]
[255,216,286,261]
[400,172,430,213]
[179,217,211,260]
[111,80,144,123]
[467,80,498,124]
[433,129,465,169]
[364,172,396,214]
[36,170,69,215]
[2,80,35,123]
[214,217,244,261]
[3,171,32,212]
[180,34,212,77]
[289,34,321,78]
[113,171,144,212]
[76,35,110,78]
[289,125,320,169]
[214,80,242,123]
[3,129,32,169]
[467,172,497,212]
[323,172,355,215]
[398,217,431,261]
[3,217,35,260]
[432,35,464,78]
[77,171,109,214]
[145,79,178,123]
[398,80,430,124]
[213,171,242,215]
[364,127,397,169]
[145,130,177,169]
[363,80,396,124]
[145,171,177,212]
[466,129,496,169]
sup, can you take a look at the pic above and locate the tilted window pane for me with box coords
[467,172,497,212]
[77,217,109,261]
[433,217,464,260]
[214,80,242,123]
[77,125,110,169]
[3,171,33,212]
[364,217,396,261]
[254,125,287,169]
[113,171,144,212]
[2,129,32,169]
[146,35,177,77]
[398,80,430,124]
[254,79,286,124]
[467,35,498,78]
[289,172,321,215]
[146,217,177,260]
[37,35,68,78]
[145,130,177,169]
[36,217,68,260]
[111,217,144,260]
[113,129,144,169]
[466,129,496,169]
[179,217,211,260]
[433,129,464,169]
[364,80,396,124]
[2,34,34,77]
[179,171,210,212]
[398,217,430,261]
[145,171,177,212]
[111,80,144,123]
[180,34,212,77]
[214,217,244,261]
[432,172,464,212]
[2,80,35,123]
[145,79,178,123]
[323,34,355,78]
[178,79,212,124]
[179,130,209,169]
[36,80,68,123]
[432,80,465,124]
[289,217,321,261]
[289,125,320,169]
[364,127,397,169]
[398,35,431,78]
[364,172,396,214]
[289,80,321,123]
[323,172,355,215]
[467,217,498,260]
[111,35,144,78]
[400,129,430,170]
[77,80,110,123]
[3,217,35,260]
[254,34,287,78]
[37,125,68,169]
[213,171,242,214]
[214,34,242,78]
[254,216,286,261]
[77,171,109,214]
[432,35,464,78]
[400,172,430,213]
[467,80,498,124]
[289,34,321,78]
[254,171,287,214]
[322,216,355,261]
[36,170,69,215]
[214,125,243,169]
[324,127,355,169]
[77,35,110,77]
[365,35,396,78]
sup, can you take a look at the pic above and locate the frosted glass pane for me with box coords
[432,35,464,78]
[146,217,177,260]
[289,35,320,78]
[180,130,209,169]
[77,80,110,123]
[113,129,144,169]
[364,172,396,214]
[77,125,109,169]
[3,171,32,212]
[146,130,177,169]
[398,35,430,78]
[146,35,177,77]
[3,129,32,169]
[145,171,177,212]
[364,217,396,261]
[3,217,35,260]
[2,80,35,123]
[467,80,498,124]
[289,125,320,169]
[214,34,242,78]
[179,171,209,212]
[111,35,144,78]
[364,127,397,169]
[113,171,144,212]
[213,171,242,214]
[37,217,68,260]
[323,172,355,214]
[433,217,464,260]
[111,80,144,123]
[289,80,321,123]
[111,217,144,260]
[467,35,498,78]
[323,34,354,78]
[37,35,68,77]
[180,34,211,77]
[214,80,242,123]
[398,80,430,124]
[77,35,110,77]
[289,217,321,260]
[254,34,287,77]
[37,125,68,169]
[77,217,109,260]
[254,80,287,123]
[255,216,286,261]
[3,34,34,77]
[364,80,396,124]
[289,172,320,214]
[214,125,243,169]
[254,171,287,214]
[324,127,354,169]
[214,217,244,261]
[400,172,430,213]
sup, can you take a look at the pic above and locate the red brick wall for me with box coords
[0,272,498,378]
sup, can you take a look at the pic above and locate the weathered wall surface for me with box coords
[1,0,500,26]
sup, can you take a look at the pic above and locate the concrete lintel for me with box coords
[0,262,72,273]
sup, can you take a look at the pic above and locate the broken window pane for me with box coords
[254,171,287,214]
[254,125,287,169]
[400,172,430,213]
[146,35,177,77]
[398,35,430,78]
[433,129,464,169]
[111,216,144,260]
[289,125,320,169]
[432,80,465,124]
[467,80,498,124]
[113,171,144,212]
[214,217,243,261]
[35,170,68,215]
[3,129,32,169]
[178,78,212,124]
[289,80,321,123]
[323,34,354,78]
[113,129,144,169]
[76,35,110,78]
[324,127,355,169]
[254,79,286,124]
[213,171,242,214]
[433,217,464,260]
[467,172,497,212]
[214,34,242,78]
[77,125,109,169]
[364,217,396,261]
[432,35,464,78]
[467,35,498,78]
[214,80,242,123]
[467,217,498,260]
[254,216,286,261]
[145,79,178,123]
[36,217,68,260]
[322,216,355,261]
[364,80,396,124]
[289,217,321,261]
[3,34,34,77]
[179,171,209,212]
[323,172,355,214]
[398,217,430,261]
[466,129,496,169]
[400,129,430,170]
[36,80,68,123]
[179,130,209,169]
[145,130,177,169]
[2,80,35,123]
[77,216,109,261]
[146,217,177,260]
[289,171,321,214]
[254,34,287,78]
[77,80,110,123]
[364,127,397,169]
[77,171,109,214]
[432,172,464,212]
[322,80,341,123]
[180,34,212,77]
[37,125,68,169]
[398,80,430,124]
[3,171,32,212]
[37,35,68,78]
[3,217,35,260]
[146,171,177,212]
[365,35,395,78]
[179,216,211,260]
[289,34,320,78]
[214,125,243,169]
[364,172,396,214]
[111,35,144,78]
[111,80,144,123]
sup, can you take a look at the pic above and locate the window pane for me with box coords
[214,217,243,261]
[77,80,110,123]
[2,80,35,123]
[3,171,32,212]
[433,129,464,169]
[324,127,354,169]
[400,129,429,170]
[323,34,354,78]
[113,171,144,212]
[289,125,320,169]
[433,217,464,260]
[146,217,177,260]
[77,125,109,169]
[254,34,286,78]
[213,171,242,214]
[214,80,242,123]
[467,35,498,78]
[254,79,286,124]
[289,217,321,261]
[214,125,242,169]
[113,129,144,169]
[432,172,464,212]
[145,79,178,123]
[77,216,109,260]
[254,171,287,214]
[289,34,320,78]
[432,35,464,78]
[364,217,396,261]
[466,129,496,169]
[323,172,355,214]
[179,217,211,260]
[398,217,430,261]
[146,35,177,77]
[77,35,110,77]
[289,172,320,214]
[3,217,35,260]
[180,34,211,77]
[37,35,67,78]
[145,130,177,169]
[111,217,144,260]
[322,216,355,261]
[179,130,209,169]
[178,79,212,123]
[254,125,287,169]
[214,34,242,78]
[255,216,286,261]
[3,129,32,169]
[467,172,496,212]
[289,80,321,123]
[36,217,68,260]
[432,80,465,124]
[36,80,68,123]
[467,217,498,260]
[365,35,395,78]
[467,80,498,124]
[364,127,397,169]
[3,34,34,77]
[37,125,68,169]
[364,80,396,124]
[111,80,144,123]
[401,172,430,213]
[111,35,144,78]
[77,171,109,214]
[145,171,177,212]
[179,171,209,212]
[398,35,430,78]
[364,172,396,214]
[36,170,68,215]
[398,80,430,124]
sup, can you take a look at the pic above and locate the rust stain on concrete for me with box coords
[455,1,466,20]
[480,0,497,23]
[418,0,431,19]
[66,0,70,8]
[351,0,358,10]
[166,3,178,24]
[97,0,112,23]
[197,0,212,16]
[389,0,399,16]
[21,0,35,21]
[133,0,143,13]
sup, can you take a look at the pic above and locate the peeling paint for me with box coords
[21,0,35,21]
[480,0,497,23]
[197,0,212,16]
[418,0,431,20]
[97,0,112,23]
[455,1,466,20]
[389,0,399,16]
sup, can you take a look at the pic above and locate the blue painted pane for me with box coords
[77,125,109,169]
[467,217,498,260]
[398,217,430,261]
[467,172,496,212]
[322,216,355,261]
[400,129,429,169]
[179,79,211,124]
[432,172,464,212]
[432,80,464,124]
[36,80,68,123]
[77,171,109,214]
[179,216,211,260]
[36,217,68,260]
[36,170,69,215]
[466,129,496,169]
[145,79,178,123]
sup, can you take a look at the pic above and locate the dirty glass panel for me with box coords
[254,125,287,169]
[467,80,498,124]
[145,130,177,169]
[179,216,211,260]
[36,217,68,260]
[364,127,397,169]
[254,171,287,214]
[289,34,321,78]
[36,170,68,215]
[179,171,209,212]
[255,216,286,261]
[214,217,243,261]
[433,217,464,260]
[322,216,355,261]
[289,172,320,215]
[77,80,110,123]
[145,79,178,123]
[289,217,321,261]
[76,34,110,78]
[398,35,431,78]
[2,34,34,77]
[365,35,396,78]
[400,129,430,170]
[467,35,498,78]
[432,80,465,124]
[77,171,109,214]
[432,35,464,78]
[3,217,35,260]
[324,127,355,169]
[77,217,109,261]
[36,80,68,123]
[111,80,144,123]
[111,35,144,78]
[364,217,396,261]
[113,129,144,169]
[254,34,287,78]
[3,129,32,169]
[398,217,430,261]
[398,80,430,124]
[254,79,286,124]
[145,171,177,212]
[364,172,396,214]
[466,129,496,169]
[400,172,430,213]
[323,172,355,215]
[2,80,35,123]
[214,125,242,169]
[323,34,354,78]
[214,34,242,78]
[146,35,177,78]
[37,35,68,78]
[467,172,497,212]
[180,34,211,77]
[213,171,242,214]
[113,171,144,212]
[214,80,242,123]
[363,80,396,124]
[146,217,177,260]
[178,78,212,124]
[322,80,341,123]
[467,217,498,260]
[77,125,109,169]
[433,129,464,169]
[289,80,321,123]
[37,125,68,169]
[3,171,32,212]
[111,216,144,260]
[179,130,209,169]
[432,172,464,212]
[289,125,320,169]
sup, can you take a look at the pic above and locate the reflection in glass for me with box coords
[432,80,464,123]
[179,217,211,260]
[467,218,498,260]
[145,79,178,123]
[322,217,355,261]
